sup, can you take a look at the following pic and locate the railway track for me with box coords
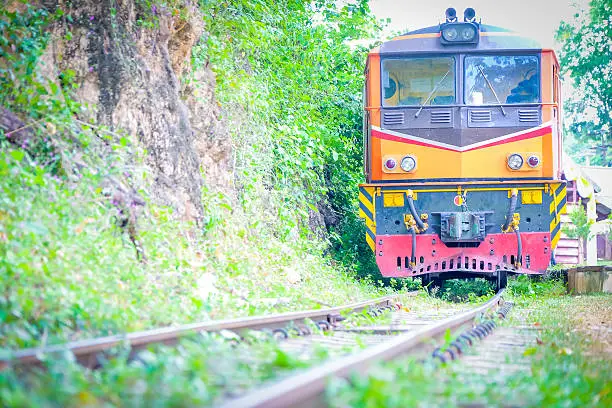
[223,290,506,408]
[277,304,479,359]
[3,290,509,407]
[0,293,406,370]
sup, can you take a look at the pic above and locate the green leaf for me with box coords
[49,82,59,95]
[10,150,25,162]
[523,347,538,356]
[21,221,49,236]
[443,328,452,346]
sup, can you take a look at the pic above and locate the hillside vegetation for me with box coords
[0,0,397,350]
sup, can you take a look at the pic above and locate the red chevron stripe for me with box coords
[372,124,552,152]
[463,125,551,151]
[371,128,456,151]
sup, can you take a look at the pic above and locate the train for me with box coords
[359,7,567,289]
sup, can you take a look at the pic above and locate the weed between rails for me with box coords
[437,278,495,303]
[326,277,611,407]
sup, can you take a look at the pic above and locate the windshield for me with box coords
[382,57,455,107]
[465,55,540,105]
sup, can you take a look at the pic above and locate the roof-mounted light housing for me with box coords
[440,22,479,45]
[445,8,457,23]
[464,7,476,22]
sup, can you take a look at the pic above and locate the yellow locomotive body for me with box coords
[360,8,566,287]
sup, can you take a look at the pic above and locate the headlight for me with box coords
[461,26,476,41]
[384,158,397,170]
[400,156,417,172]
[527,155,540,168]
[439,22,479,45]
[507,154,524,170]
[442,27,458,41]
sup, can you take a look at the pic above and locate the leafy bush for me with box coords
[0,141,393,349]
[507,275,566,303]
[439,278,495,302]
[0,6,87,168]
[562,202,593,243]
[195,0,383,277]
[0,147,208,348]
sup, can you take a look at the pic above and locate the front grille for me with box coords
[430,110,452,124]
[518,109,539,123]
[383,112,404,126]
[469,109,492,123]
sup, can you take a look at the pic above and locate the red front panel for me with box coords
[376,232,550,277]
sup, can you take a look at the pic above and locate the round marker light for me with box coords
[400,156,417,172]
[507,154,524,170]
[527,155,540,168]
[443,27,458,41]
[461,26,476,41]
[384,158,397,170]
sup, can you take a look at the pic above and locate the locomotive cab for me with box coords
[359,8,566,288]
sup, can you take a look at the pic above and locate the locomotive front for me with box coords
[359,8,566,288]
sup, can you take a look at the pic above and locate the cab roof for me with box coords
[380,24,542,55]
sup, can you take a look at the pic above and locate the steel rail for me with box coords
[223,290,504,408]
[1,293,407,370]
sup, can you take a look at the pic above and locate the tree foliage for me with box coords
[200,0,380,199]
[197,0,383,275]
[561,201,593,243]
[556,0,612,166]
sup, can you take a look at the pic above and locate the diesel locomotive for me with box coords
[359,8,566,289]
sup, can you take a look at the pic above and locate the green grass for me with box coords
[326,276,612,407]
[435,278,495,303]
[0,330,330,407]
[0,147,394,351]
[0,283,492,406]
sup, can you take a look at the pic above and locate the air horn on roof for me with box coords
[464,7,476,22]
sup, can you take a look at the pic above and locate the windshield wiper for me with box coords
[477,65,506,116]
[415,69,451,118]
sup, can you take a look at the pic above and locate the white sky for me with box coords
[369,0,589,50]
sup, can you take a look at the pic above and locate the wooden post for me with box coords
[567,266,612,294]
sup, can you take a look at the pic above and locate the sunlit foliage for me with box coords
[557,0,612,166]
[196,0,384,275]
